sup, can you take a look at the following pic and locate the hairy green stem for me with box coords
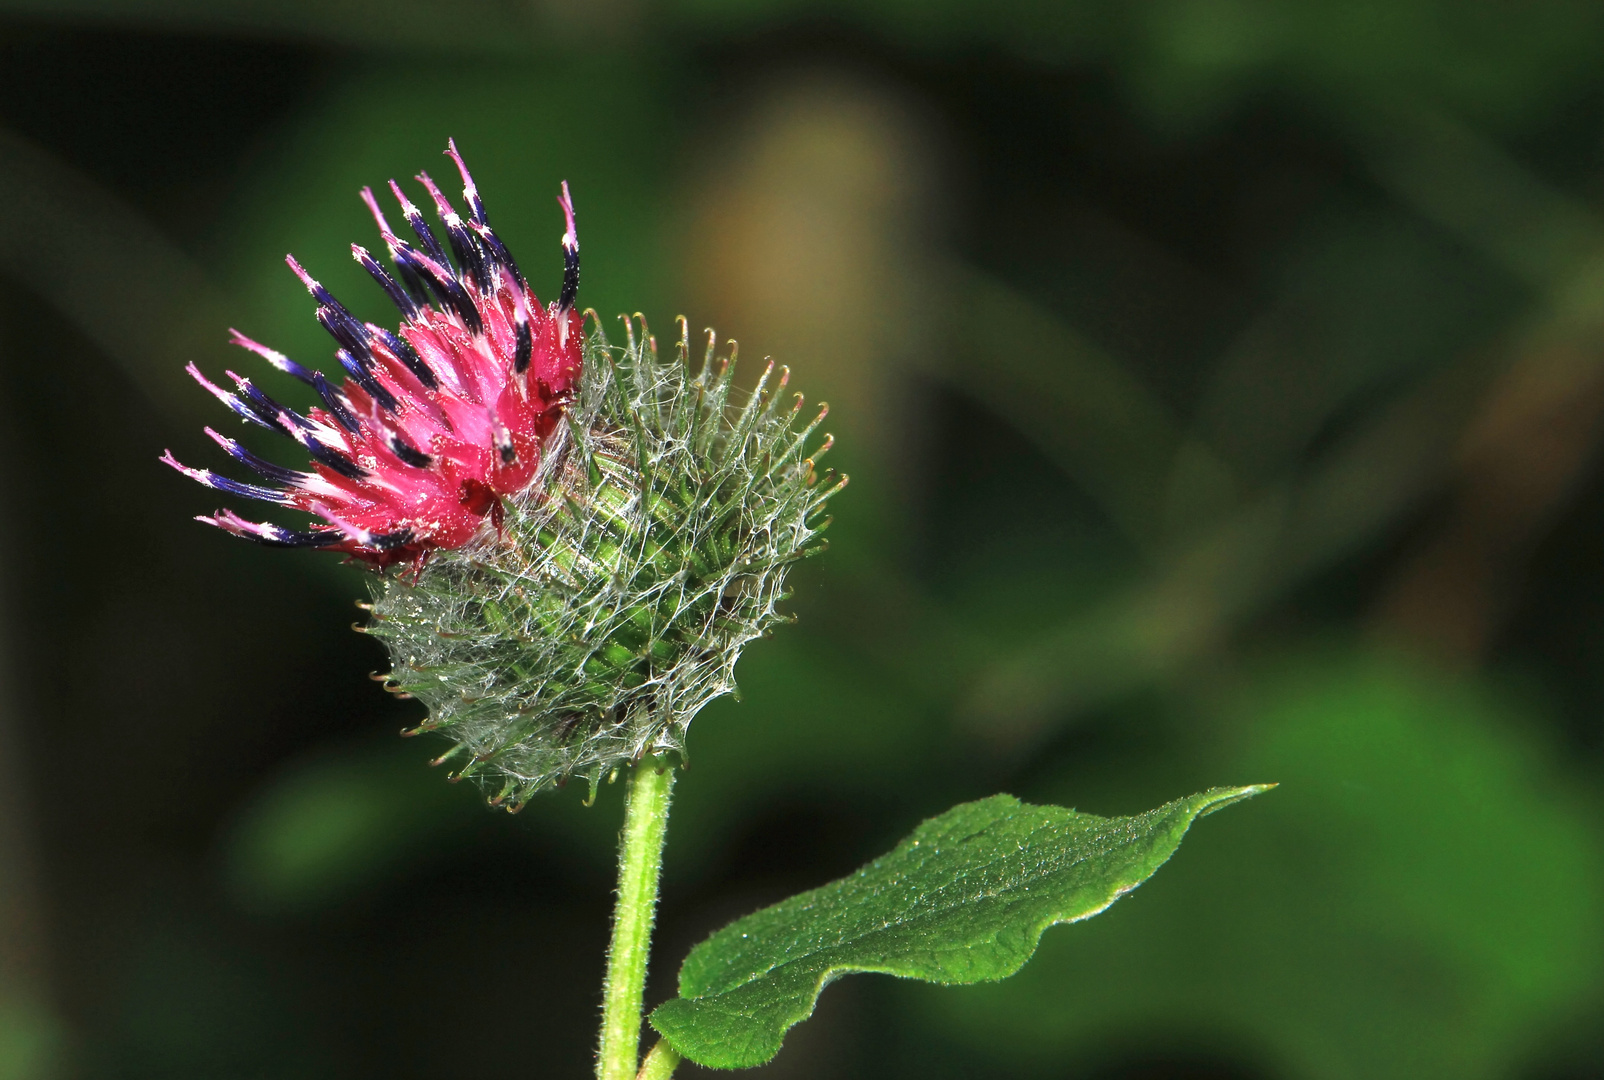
[598,757,676,1080]
[635,1039,681,1080]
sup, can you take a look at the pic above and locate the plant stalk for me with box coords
[635,1039,681,1080]
[598,756,676,1080]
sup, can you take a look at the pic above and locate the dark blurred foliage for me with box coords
[2,3,1604,1079]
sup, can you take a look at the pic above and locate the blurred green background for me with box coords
[2,2,1604,1077]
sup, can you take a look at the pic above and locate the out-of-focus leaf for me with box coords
[962,336,1495,742]
[1354,103,1603,290]
[1352,101,1604,353]
[650,785,1269,1068]
[0,993,63,1080]
[948,183,1524,745]
[933,648,1604,1079]
[960,142,1571,743]
[223,741,477,912]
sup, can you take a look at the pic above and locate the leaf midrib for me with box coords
[684,809,1174,998]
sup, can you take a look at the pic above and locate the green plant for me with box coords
[167,145,1269,1077]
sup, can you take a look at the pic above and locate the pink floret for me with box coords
[163,142,583,567]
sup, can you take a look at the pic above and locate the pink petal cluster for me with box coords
[163,140,581,566]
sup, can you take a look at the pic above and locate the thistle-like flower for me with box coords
[164,140,581,563]
[168,142,845,807]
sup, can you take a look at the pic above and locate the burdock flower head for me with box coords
[166,142,844,808]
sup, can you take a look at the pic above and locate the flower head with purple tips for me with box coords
[164,140,581,565]
[166,138,843,804]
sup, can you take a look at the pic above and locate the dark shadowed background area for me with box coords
[2,2,1604,1078]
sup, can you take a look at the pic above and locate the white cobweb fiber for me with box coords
[367,315,844,809]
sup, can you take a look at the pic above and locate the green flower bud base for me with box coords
[367,314,843,810]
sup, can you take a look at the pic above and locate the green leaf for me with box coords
[649,784,1271,1068]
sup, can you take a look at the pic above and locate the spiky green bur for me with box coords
[367,315,843,809]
